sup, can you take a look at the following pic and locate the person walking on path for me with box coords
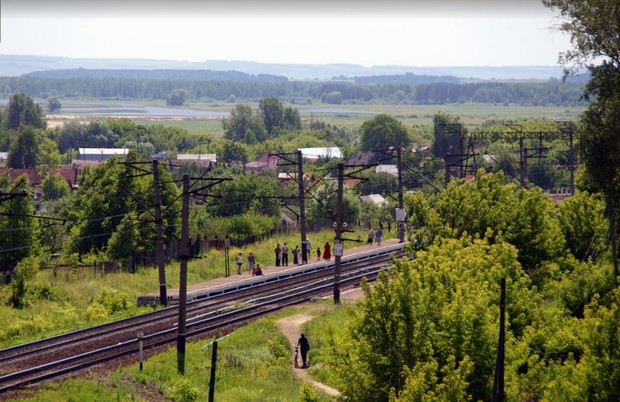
[367,228,375,245]
[236,252,243,275]
[323,241,331,261]
[275,243,282,266]
[296,333,310,368]
[247,252,256,274]
[375,227,383,246]
[282,242,289,266]
[293,245,300,264]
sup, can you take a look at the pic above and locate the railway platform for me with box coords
[137,238,405,306]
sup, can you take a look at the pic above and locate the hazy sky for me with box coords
[0,0,571,67]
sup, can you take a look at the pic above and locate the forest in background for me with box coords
[0,68,587,107]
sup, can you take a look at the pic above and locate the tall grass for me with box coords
[10,307,340,402]
[0,229,351,348]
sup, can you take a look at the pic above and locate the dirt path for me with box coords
[276,305,341,397]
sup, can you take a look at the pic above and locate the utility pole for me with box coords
[177,174,189,375]
[269,151,309,263]
[519,138,527,188]
[333,162,344,304]
[208,341,218,402]
[567,124,575,195]
[396,147,405,243]
[297,150,308,264]
[153,159,167,306]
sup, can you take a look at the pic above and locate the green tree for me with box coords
[556,191,608,261]
[41,174,71,201]
[543,0,620,279]
[7,125,42,168]
[222,140,249,165]
[330,235,532,401]
[306,179,361,227]
[166,89,187,106]
[222,104,266,144]
[57,120,119,153]
[431,112,463,158]
[3,93,46,130]
[0,174,38,280]
[414,171,565,284]
[359,114,411,153]
[66,154,179,259]
[47,97,62,113]
[283,106,302,131]
[259,97,284,135]
[38,137,62,168]
[209,173,281,218]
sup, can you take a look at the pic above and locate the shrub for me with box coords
[92,288,129,315]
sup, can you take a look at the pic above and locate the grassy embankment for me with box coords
[2,224,361,401]
[0,229,367,349]
[9,301,352,401]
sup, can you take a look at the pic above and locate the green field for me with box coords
[46,98,584,138]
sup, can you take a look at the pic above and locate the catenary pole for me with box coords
[334,162,344,304]
[153,159,167,306]
[297,150,308,264]
[177,174,189,374]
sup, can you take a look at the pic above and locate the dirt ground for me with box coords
[275,288,365,397]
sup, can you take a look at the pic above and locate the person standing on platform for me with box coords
[274,243,282,266]
[282,242,289,266]
[247,252,256,274]
[376,227,383,246]
[367,228,375,245]
[316,247,321,261]
[296,333,310,368]
[236,252,243,275]
[323,241,331,261]
[293,245,300,264]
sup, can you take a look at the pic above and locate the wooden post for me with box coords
[177,174,189,375]
[153,159,167,306]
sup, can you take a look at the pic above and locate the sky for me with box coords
[0,0,572,67]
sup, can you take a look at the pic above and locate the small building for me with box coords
[299,147,342,161]
[78,148,130,161]
[0,152,7,167]
[176,153,217,164]
[360,194,387,206]
[244,153,280,172]
[277,172,315,184]
[376,164,398,176]
[346,151,374,165]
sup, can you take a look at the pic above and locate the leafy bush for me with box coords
[298,383,320,402]
[267,336,290,361]
[91,288,129,315]
[9,256,41,308]
[173,377,200,402]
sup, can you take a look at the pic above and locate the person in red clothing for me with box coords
[323,241,331,261]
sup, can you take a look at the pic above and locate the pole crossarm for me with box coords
[189,178,233,195]
[269,152,298,166]
[342,163,378,179]
[0,212,66,224]
[469,130,567,141]
[0,192,28,202]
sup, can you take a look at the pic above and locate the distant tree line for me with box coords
[0,74,586,106]
[23,68,289,82]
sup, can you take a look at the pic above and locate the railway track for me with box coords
[0,243,405,394]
